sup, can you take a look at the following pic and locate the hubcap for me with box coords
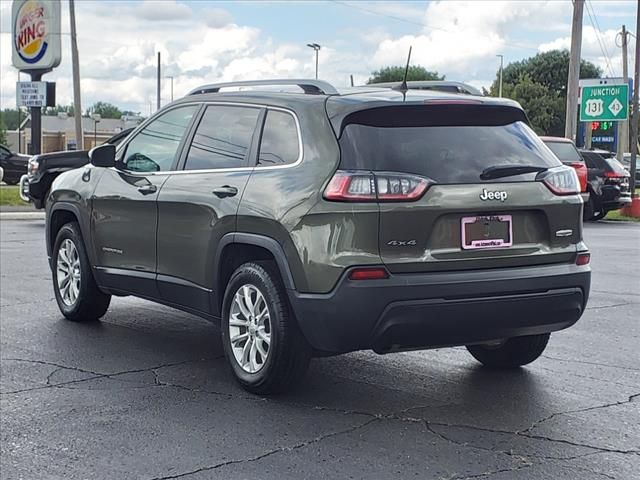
[228,284,271,374]
[56,239,81,306]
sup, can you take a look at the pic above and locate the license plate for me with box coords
[461,215,513,249]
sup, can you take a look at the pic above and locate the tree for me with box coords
[0,108,25,130]
[501,75,564,136]
[367,65,444,84]
[43,104,75,117]
[87,102,122,119]
[0,116,7,145]
[489,50,601,136]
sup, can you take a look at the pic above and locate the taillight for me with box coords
[348,267,389,280]
[324,170,430,202]
[576,252,590,266]
[538,166,580,196]
[603,171,624,179]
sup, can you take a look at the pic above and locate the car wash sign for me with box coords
[12,0,61,72]
[580,83,629,122]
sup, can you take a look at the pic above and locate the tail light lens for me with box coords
[349,267,389,280]
[538,166,580,196]
[576,252,590,266]
[324,170,431,202]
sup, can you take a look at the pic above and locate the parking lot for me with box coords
[1,219,638,479]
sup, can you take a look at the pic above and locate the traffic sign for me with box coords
[580,83,629,121]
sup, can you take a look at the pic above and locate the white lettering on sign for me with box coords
[590,87,622,97]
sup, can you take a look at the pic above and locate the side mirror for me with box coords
[89,144,116,168]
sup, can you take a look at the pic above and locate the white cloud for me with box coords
[539,26,635,79]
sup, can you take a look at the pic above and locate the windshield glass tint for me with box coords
[339,121,561,184]
[544,141,582,162]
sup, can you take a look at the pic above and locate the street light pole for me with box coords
[496,54,504,97]
[91,113,101,147]
[307,43,321,79]
[165,76,174,102]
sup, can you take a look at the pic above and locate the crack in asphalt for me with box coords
[0,358,198,395]
[541,354,640,372]
[535,365,640,389]
[148,417,378,480]
[519,392,640,436]
[4,356,639,476]
[586,301,640,310]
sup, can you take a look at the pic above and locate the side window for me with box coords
[123,105,198,172]
[257,110,299,166]
[184,105,260,170]
[0,145,10,159]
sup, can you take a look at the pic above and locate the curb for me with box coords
[0,212,45,220]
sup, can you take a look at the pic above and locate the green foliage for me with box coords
[0,116,7,145]
[489,50,601,136]
[0,108,25,130]
[367,65,444,84]
[43,104,75,116]
[87,102,122,119]
[501,75,564,135]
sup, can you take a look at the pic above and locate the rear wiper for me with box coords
[480,165,548,180]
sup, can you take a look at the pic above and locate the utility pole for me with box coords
[565,0,584,141]
[69,0,83,151]
[497,54,504,97]
[350,74,354,87]
[156,52,161,111]
[629,3,640,196]
[618,25,629,160]
[307,43,321,79]
[165,76,174,102]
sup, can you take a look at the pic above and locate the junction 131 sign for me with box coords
[580,83,629,122]
[11,0,61,72]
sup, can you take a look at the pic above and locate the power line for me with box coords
[585,0,616,77]
[330,0,539,52]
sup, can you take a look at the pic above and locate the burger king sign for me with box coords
[12,0,61,71]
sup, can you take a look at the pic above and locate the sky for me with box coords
[0,0,636,116]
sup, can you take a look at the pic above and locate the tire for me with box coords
[4,178,19,186]
[583,195,595,221]
[52,222,111,322]
[221,261,311,394]
[592,210,607,221]
[466,333,550,368]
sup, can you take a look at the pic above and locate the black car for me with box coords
[20,128,134,209]
[578,148,631,220]
[0,144,29,185]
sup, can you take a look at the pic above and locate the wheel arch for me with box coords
[214,233,296,315]
[47,203,92,266]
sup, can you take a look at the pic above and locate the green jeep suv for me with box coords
[46,80,591,394]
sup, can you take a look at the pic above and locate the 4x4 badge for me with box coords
[479,189,508,201]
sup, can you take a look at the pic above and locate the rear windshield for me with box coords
[605,157,628,176]
[544,141,582,163]
[339,121,561,184]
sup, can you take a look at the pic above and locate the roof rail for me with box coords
[188,79,339,96]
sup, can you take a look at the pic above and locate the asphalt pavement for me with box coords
[1,219,639,480]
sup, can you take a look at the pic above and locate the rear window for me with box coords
[544,141,583,163]
[605,157,628,176]
[339,121,561,184]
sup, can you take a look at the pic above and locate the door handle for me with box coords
[212,186,238,198]
[137,184,157,195]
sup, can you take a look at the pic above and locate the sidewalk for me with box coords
[0,205,44,220]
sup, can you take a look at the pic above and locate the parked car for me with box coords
[540,137,590,217]
[46,79,590,394]
[578,148,631,220]
[0,144,29,185]
[620,152,640,184]
[20,128,133,209]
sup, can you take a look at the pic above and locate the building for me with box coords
[7,113,143,154]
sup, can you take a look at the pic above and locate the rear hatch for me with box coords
[330,103,583,273]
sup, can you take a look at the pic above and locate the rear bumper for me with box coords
[289,262,591,354]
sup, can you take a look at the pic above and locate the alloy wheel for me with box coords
[228,284,272,373]
[56,238,81,306]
